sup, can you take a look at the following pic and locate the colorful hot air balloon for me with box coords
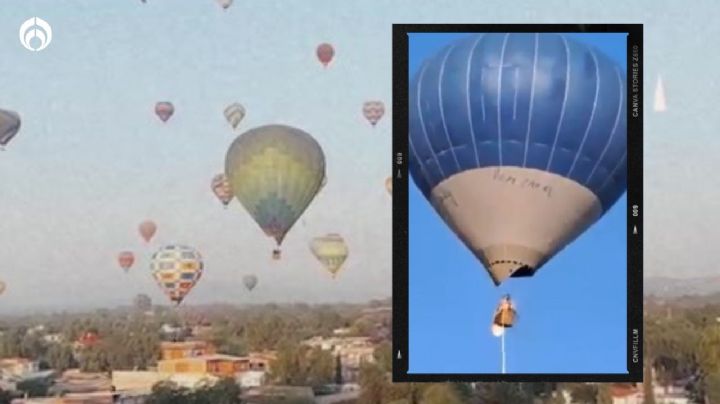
[217,0,233,10]
[118,251,135,273]
[654,75,667,112]
[310,233,349,278]
[410,33,627,286]
[224,103,246,130]
[155,102,174,123]
[225,124,326,259]
[139,220,157,243]
[150,245,203,305]
[385,176,392,196]
[362,101,385,127]
[0,109,21,150]
[243,274,258,291]
[0,281,5,296]
[211,174,233,208]
[316,43,335,68]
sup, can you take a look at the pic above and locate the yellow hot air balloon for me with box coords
[310,233,348,278]
[225,125,326,259]
[150,245,203,305]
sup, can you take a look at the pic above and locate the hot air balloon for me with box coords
[225,124,326,259]
[316,43,334,68]
[211,174,233,208]
[362,101,385,127]
[0,281,5,296]
[139,220,157,243]
[310,233,348,278]
[409,33,627,286]
[118,251,135,273]
[224,103,246,130]
[654,75,667,112]
[0,109,21,150]
[150,245,203,305]
[217,0,233,10]
[491,294,516,374]
[385,176,392,196]
[133,293,152,311]
[243,274,258,291]
[155,102,174,123]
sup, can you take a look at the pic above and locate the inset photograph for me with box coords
[392,24,643,382]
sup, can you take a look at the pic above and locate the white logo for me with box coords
[19,17,52,52]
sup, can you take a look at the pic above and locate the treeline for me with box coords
[0,302,390,373]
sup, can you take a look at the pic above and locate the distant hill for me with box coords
[645,276,720,298]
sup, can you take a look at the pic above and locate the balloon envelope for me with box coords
[385,176,392,195]
[217,0,233,9]
[225,124,326,249]
[409,33,627,285]
[243,274,258,291]
[118,251,135,272]
[316,43,334,67]
[155,102,174,122]
[310,233,349,277]
[0,109,21,148]
[362,101,385,126]
[211,173,233,207]
[139,220,157,243]
[224,103,246,129]
[150,245,203,305]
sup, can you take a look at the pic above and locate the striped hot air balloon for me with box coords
[224,103,246,130]
[362,101,385,127]
[310,233,349,278]
[410,33,627,285]
[150,245,203,305]
[211,173,233,208]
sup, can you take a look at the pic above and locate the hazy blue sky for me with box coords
[0,0,714,313]
[407,32,627,374]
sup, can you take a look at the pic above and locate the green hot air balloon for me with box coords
[225,124,326,259]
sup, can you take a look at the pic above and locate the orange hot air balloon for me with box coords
[316,43,334,68]
[139,220,157,243]
[385,176,392,196]
[118,251,135,273]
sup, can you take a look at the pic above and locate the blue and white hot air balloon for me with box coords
[409,33,627,285]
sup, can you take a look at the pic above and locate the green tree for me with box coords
[190,378,242,404]
[145,381,190,404]
[305,347,334,387]
[358,362,389,404]
[335,354,343,385]
[46,343,76,371]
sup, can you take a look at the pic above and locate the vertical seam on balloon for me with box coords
[597,151,626,196]
[545,34,571,171]
[497,33,510,166]
[566,49,600,177]
[439,44,461,173]
[417,62,446,179]
[466,34,484,168]
[522,33,540,168]
[512,68,519,120]
[586,66,624,186]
